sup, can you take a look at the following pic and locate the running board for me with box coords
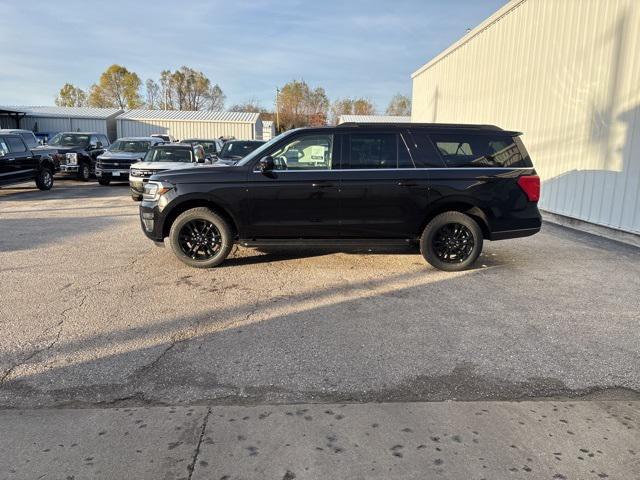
[239,238,417,248]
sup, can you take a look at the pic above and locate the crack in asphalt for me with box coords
[187,407,212,480]
[0,293,87,385]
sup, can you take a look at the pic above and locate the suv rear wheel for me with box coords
[169,207,233,268]
[420,211,483,271]
[35,167,54,191]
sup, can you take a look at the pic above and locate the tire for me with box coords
[77,163,91,181]
[35,167,54,191]
[420,211,483,272]
[131,194,142,201]
[169,207,233,268]
[98,178,111,186]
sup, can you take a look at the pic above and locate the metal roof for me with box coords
[117,109,260,123]
[338,115,412,124]
[4,106,123,119]
[0,106,27,114]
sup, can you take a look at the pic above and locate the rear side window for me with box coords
[0,138,9,156]
[430,133,532,168]
[6,136,27,153]
[344,133,414,169]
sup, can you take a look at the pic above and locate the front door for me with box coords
[339,131,429,238]
[246,132,341,238]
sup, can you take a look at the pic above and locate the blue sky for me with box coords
[0,0,505,111]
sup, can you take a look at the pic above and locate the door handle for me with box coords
[397,180,419,187]
[312,183,334,188]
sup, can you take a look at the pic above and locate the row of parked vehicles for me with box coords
[0,128,266,199]
[2,123,542,273]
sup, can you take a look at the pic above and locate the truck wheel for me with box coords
[35,167,54,191]
[98,178,111,186]
[131,194,142,201]
[420,211,483,272]
[78,163,91,181]
[169,207,233,268]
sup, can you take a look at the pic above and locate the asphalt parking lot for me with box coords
[1,180,639,409]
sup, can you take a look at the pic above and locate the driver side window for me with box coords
[270,134,333,171]
[0,138,8,156]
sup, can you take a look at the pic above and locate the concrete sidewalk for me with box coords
[1,401,638,479]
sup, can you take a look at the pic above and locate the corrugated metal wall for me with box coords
[412,0,640,234]
[20,117,114,140]
[117,118,260,141]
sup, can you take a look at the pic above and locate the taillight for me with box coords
[517,175,540,202]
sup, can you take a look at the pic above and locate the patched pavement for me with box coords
[1,181,639,478]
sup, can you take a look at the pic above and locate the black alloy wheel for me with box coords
[432,223,475,263]
[178,219,223,260]
[420,211,483,271]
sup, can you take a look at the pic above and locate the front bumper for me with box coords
[97,168,130,180]
[139,201,164,241]
[59,164,79,173]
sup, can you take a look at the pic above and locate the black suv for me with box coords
[48,132,109,180]
[138,123,541,271]
[0,133,56,190]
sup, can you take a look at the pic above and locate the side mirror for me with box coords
[96,142,103,149]
[259,155,275,172]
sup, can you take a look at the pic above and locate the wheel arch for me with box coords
[161,197,240,239]
[420,200,491,239]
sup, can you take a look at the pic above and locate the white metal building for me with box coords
[16,106,123,141]
[116,110,263,141]
[262,120,276,141]
[338,115,411,124]
[412,0,640,237]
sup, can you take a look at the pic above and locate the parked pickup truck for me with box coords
[48,132,110,181]
[0,133,56,190]
[96,137,164,186]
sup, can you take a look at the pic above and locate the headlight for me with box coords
[66,153,78,164]
[143,181,174,201]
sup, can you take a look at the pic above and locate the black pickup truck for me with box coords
[0,133,56,190]
[48,132,110,181]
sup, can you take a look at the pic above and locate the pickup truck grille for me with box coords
[98,159,139,170]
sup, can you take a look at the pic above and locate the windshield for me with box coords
[49,133,90,147]
[109,140,151,153]
[219,141,265,159]
[235,130,296,166]
[143,147,193,163]
[181,140,219,155]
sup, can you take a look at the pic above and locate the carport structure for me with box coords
[0,107,27,129]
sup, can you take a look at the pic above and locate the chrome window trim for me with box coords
[251,167,534,173]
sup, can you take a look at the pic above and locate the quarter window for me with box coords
[345,133,414,169]
[6,136,26,153]
[431,133,530,168]
[269,134,333,170]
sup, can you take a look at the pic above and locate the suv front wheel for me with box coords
[420,211,483,272]
[169,207,233,268]
[35,167,54,191]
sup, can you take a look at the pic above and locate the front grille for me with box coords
[98,159,138,170]
[130,168,168,178]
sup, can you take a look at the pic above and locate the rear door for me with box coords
[5,136,34,181]
[246,132,341,238]
[339,130,429,238]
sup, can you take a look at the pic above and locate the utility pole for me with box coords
[275,87,280,132]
